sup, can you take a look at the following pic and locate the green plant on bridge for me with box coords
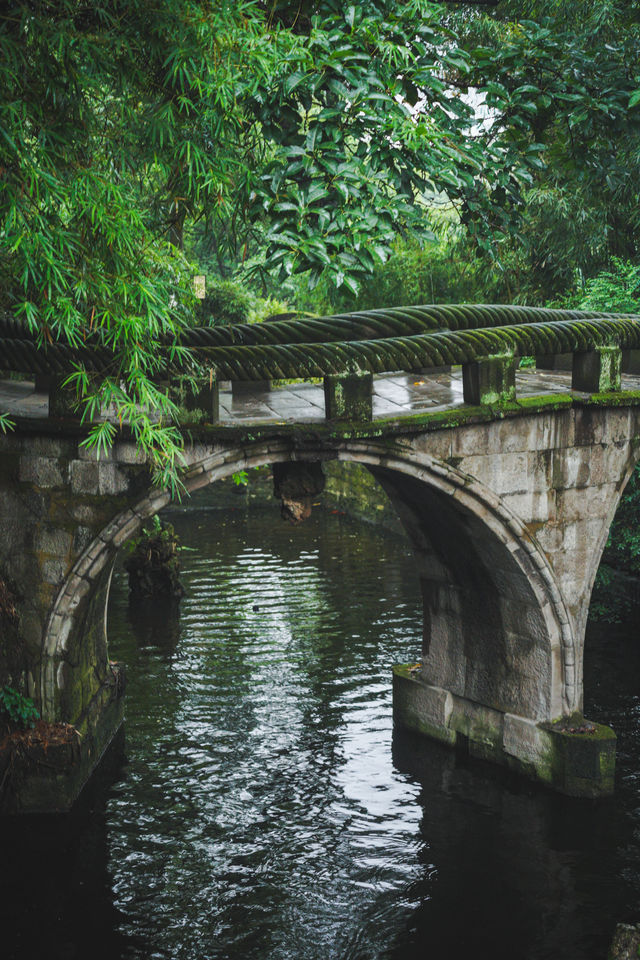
[0,686,40,730]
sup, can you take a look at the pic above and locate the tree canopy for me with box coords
[2,0,637,487]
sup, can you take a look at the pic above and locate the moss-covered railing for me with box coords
[2,305,640,421]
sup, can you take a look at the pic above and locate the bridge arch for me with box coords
[42,438,575,731]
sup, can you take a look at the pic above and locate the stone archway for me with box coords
[42,438,575,769]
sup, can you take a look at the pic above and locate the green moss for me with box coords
[514,393,574,410]
[546,714,617,741]
[577,389,640,407]
[393,663,422,680]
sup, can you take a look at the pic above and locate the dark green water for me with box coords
[3,502,640,960]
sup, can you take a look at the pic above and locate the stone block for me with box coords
[503,713,550,767]
[556,483,617,523]
[70,460,101,495]
[56,661,70,691]
[533,520,569,554]
[551,445,605,490]
[42,556,68,586]
[392,667,456,745]
[112,441,147,464]
[85,549,112,580]
[72,525,94,553]
[574,407,632,446]
[97,463,130,495]
[18,456,68,488]
[63,574,92,603]
[410,430,452,461]
[23,436,73,459]
[501,487,557,525]
[456,451,530,496]
[35,527,72,556]
[572,346,622,393]
[77,443,113,462]
[324,373,373,421]
[69,503,101,525]
[53,618,72,654]
[462,352,516,405]
[542,718,616,798]
[133,490,170,520]
[1,680,125,813]
[112,514,142,549]
[448,694,504,751]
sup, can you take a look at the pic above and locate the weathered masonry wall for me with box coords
[415,404,640,712]
[0,426,150,812]
[1,397,639,806]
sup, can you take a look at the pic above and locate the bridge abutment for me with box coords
[392,668,616,798]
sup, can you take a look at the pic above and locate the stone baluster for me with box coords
[462,351,517,405]
[572,345,622,393]
[323,372,373,421]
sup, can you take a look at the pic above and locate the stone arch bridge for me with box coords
[2,303,640,809]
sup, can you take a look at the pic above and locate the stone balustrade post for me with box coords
[324,372,373,421]
[572,345,622,393]
[462,351,517,405]
[184,378,220,422]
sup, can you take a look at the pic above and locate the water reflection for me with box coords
[2,505,640,960]
[126,597,182,659]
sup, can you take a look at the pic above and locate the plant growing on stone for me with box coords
[0,686,40,730]
[124,516,185,601]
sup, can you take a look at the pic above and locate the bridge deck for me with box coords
[3,369,640,424]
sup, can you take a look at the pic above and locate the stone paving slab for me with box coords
[3,369,640,425]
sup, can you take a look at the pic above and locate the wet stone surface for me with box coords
[5,369,640,423]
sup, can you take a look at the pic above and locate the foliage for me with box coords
[0,413,15,434]
[0,686,40,730]
[248,298,292,324]
[5,0,640,489]
[454,2,640,303]
[124,515,184,599]
[589,563,636,624]
[601,466,640,578]
[577,260,640,314]
[296,229,509,314]
[232,470,249,487]
[197,280,254,327]
[590,462,640,622]
[1,0,548,489]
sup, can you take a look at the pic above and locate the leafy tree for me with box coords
[196,280,255,327]
[454,1,640,302]
[577,260,640,314]
[0,0,569,488]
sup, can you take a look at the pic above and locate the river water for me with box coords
[3,496,640,960]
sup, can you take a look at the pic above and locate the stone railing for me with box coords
[2,305,640,422]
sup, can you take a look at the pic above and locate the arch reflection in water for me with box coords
[3,503,636,960]
[107,506,425,960]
